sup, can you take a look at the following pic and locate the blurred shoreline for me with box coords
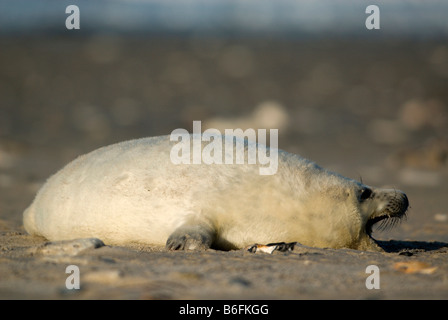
[1,0,448,40]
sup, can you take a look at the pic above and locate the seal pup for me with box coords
[23,135,408,252]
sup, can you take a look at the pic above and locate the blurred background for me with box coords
[0,0,447,242]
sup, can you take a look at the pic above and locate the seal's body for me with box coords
[23,135,408,251]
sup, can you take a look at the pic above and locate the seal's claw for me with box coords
[166,234,210,251]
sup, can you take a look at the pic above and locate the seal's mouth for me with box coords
[365,192,409,237]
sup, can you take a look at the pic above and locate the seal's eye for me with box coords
[360,188,372,201]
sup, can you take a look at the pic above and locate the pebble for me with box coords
[34,238,105,256]
[434,213,448,222]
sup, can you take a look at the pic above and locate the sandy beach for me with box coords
[0,36,447,300]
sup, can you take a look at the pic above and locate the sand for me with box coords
[0,36,447,300]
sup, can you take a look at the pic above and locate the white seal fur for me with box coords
[23,135,408,251]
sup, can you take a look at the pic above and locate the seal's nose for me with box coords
[401,192,409,213]
[393,190,409,216]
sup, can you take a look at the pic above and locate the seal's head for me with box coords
[355,184,409,250]
[282,169,410,251]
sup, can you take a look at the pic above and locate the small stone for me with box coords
[35,238,105,256]
[434,213,448,222]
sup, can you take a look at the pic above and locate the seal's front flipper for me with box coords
[246,242,297,254]
[166,223,215,251]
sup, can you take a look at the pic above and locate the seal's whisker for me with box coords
[376,215,405,232]
[376,218,388,232]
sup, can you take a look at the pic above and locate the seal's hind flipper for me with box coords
[246,242,297,254]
